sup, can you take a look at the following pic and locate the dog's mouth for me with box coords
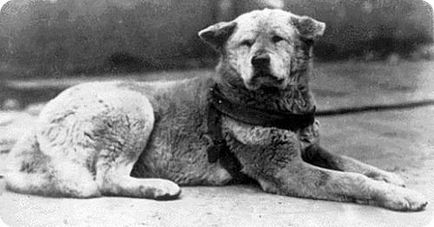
[249,70,285,90]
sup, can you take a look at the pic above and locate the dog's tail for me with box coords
[3,130,52,195]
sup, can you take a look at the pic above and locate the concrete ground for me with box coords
[0,61,434,226]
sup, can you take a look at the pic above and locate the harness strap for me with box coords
[210,86,315,131]
[206,85,316,165]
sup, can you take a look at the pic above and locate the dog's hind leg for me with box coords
[93,95,181,200]
[96,153,181,200]
[302,144,405,187]
[6,162,101,198]
[95,129,181,200]
[5,130,100,198]
[95,145,181,200]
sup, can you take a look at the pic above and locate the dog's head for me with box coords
[199,9,325,90]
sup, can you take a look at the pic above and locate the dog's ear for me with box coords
[198,21,237,51]
[291,16,326,40]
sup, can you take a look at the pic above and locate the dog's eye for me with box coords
[272,36,284,43]
[240,40,253,47]
[300,37,314,46]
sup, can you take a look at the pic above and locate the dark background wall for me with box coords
[0,0,432,78]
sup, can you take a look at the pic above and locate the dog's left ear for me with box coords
[198,21,237,51]
[291,16,326,40]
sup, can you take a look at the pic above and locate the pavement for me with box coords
[0,60,434,226]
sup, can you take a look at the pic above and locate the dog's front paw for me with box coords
[151,179,182,200]
[376,186,428,211]
[369,171,406,187]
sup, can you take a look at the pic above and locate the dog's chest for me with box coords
[220,117,320,178]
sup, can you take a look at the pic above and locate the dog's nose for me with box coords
[251,53,270,67]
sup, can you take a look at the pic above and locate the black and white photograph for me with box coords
[0,0,433,226]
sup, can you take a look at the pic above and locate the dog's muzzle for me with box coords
[250,53,284,87]
[251,53,270,69]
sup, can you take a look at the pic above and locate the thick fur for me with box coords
[5,9,427,211]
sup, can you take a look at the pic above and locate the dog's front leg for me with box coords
[302,144,405,187]
[255,162,427,211]
[223,119,427,211]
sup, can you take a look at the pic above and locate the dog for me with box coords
[5,9,427,211]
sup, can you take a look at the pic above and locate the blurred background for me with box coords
[0,0,432,108]
[0,0,432,77]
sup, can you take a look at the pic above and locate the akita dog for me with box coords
[5,9,427,211]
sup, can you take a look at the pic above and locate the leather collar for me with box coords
[209,85,316,131]
[206,84,316,166]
